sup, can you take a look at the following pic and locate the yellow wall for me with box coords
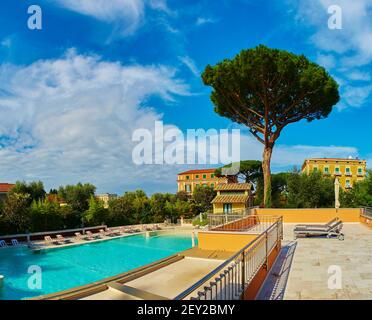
[254,208,361,223]
[198,231,258,251]
[177,173,230,194]
[302,159,366,189]
[213,202,246,214]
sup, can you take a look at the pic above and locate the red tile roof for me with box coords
[178,168,217,175]
[0,183,15,193]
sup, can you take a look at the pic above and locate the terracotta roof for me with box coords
[211,194,250,204]
[178,168,217,175]
[214,183,251,191]
[0,183,15,193]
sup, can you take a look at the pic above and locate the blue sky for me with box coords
[0,0,371,194]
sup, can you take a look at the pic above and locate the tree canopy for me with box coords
[202,45,340,207]
[215,160,262,184]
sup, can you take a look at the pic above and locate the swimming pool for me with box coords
[0,232,194,300]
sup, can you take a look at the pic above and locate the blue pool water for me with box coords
[0,232,194,300]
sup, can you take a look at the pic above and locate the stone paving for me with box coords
[281,223,372,300]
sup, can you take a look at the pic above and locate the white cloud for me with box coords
[316,53,336,69]
[148,0,174,15]
[179,56,200,76]
[347,70,371,81]
[290,0,372,110]
[196,17,217,26]
[52,0,174,36]
[0,49,190,193]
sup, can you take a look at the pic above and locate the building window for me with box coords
[345,167,351,175]
[324,167,329,174]
[335,167,340,174]
[313,167,318,172]
[186,175,190,180]
[211,174,215,178]
[223,203,233,214]
[195,175,199,179]
[358,168,363,175]
[203,174,207,179]
[185,184,191,192]
[346,180,351,188]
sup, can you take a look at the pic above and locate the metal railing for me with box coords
[174,216,283,300]
[362,207,372,218]
[208,214,278,233]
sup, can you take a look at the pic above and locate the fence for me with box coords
[208,214,280,234]
[174,216,282,300]
[362,207,372,218]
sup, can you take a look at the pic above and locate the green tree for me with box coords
[216,160,262,183]
[29,199,63,232]
[83,196,108,226]
[11,181,46,205]
[149,193,175,223]
[3,193,31,233]
[58,183,96,212]
[107,196,134,226]
[287,171,334,208]
[59,205,82,229]
[202,45,340,207]
[192,185,216,213]
[340,170,372,207]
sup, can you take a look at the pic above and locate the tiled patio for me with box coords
[259,223,372,300]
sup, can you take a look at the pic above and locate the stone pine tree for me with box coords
[202,45,340,207]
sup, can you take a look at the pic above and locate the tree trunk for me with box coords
[262,145,273,208]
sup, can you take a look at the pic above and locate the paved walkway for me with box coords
[278,223,372,300]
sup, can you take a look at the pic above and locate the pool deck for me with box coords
[83,257,223,300]
[259,223,372,300]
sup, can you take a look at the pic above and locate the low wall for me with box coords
[360,215,372,228]
[198,231,258,251]
[254,208,362,223]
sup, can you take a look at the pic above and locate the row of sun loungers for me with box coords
[0,239,20,247]
[43,225,163,246]
[293,218,344,240]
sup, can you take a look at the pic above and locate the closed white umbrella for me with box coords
[335,178,341,209]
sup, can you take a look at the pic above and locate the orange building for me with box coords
[0,183,14,202]
[177,168,237,195]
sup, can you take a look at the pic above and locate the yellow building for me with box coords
[177,168,237,195]
[211,183,253,214]
[96,193,118,208]
[301,158,367,189]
